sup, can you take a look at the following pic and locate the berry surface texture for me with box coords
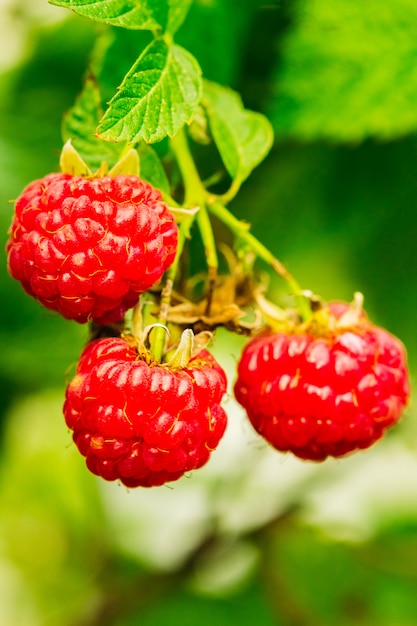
[7,173,178,324]
[234,302,410,461]
[64,337,228,487]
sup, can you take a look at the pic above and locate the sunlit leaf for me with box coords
[202,80,274,184]
[49,0,193,34]
[97,39,202,144]
[90,28,151,106]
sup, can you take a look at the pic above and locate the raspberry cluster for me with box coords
[6,161,411,487]
[234,302,410,461]
[64,337,228,487]
[7,173,178,323]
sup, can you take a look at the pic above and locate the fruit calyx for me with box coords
[124,302,212,371]
[300,292,367,339]
[60,140,140,179]
[109,327,195,370]
[257,291,368,341]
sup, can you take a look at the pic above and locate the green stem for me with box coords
[202,170,226,189]
[208,199,311,321]
[149,126,217,362]
[170,128,206,205]
[149,278,173,362]
[170,127,310,322]
[196,206,218,272]
[218,175,243,205]
[170,128,218,273]
[149,215,198,362]
[165,218,191,284]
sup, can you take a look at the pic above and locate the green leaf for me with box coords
[90,27,151,107]
[202,80,274,185]
[97,39,202,144]
[137,142,170,193]
[269,0,417,142]
[165,0,193,35]
[49,0,193,34]
[62,74,123,170]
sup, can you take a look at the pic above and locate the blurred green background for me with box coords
[1,1,417,625]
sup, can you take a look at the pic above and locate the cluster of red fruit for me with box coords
[6,170,410,487]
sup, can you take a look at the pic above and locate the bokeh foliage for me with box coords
[1,1,417,624]
[269,0,417,141]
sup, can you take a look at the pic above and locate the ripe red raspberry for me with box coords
[64,337,228,487]
[234,301,410,461]
[6,173,178,323]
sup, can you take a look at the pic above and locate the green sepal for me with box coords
[108,148,140,177]
[165,328,194,369]
[59,140,93,177]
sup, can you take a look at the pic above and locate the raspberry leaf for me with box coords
[202,80,274,189]
[97,39,202,144]
[62,74,123,170]
[48,0,193,35]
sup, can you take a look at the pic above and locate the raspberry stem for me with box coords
[143,217,192,362]
[170,128,218,275]
[170,125,311,323]
[207,198,310,321]
[149,278,173,362]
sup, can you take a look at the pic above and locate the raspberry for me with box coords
[234,301,410,461]
[6,173,178,323]
[64,337,228,487]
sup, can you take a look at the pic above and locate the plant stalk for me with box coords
[208,199,311,321]
[170,128,218,274]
